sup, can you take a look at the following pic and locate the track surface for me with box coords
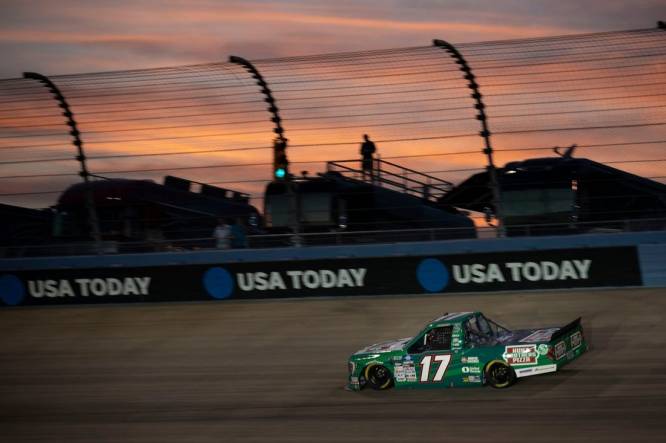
[1,288,665,442]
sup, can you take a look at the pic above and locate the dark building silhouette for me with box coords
[440,153,666,236]
[0,203,53,249]
[54,176,261,246]
[264,159,476,243]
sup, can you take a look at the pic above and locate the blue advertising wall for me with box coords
[1,231,665,307]
[638,243,666,287]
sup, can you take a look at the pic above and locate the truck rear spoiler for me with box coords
[550,317,582,342]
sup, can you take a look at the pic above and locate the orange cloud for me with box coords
[170,10,577,39]
[1,26,664,212]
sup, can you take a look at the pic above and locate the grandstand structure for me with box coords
[0,24,665,254]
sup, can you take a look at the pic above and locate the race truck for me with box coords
[347,311,587,390]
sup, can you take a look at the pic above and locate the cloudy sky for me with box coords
[1,0,664,214]
[0,0,664,77]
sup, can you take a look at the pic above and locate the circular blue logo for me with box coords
[417,258,449,292]
[0,274,26,306]
[203,267,234,300]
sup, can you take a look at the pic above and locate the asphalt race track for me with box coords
[1,288,665,442]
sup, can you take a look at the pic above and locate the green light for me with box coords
[275,168,286,179]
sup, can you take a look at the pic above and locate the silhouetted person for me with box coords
[213,218,231,249]
[360,134,376,180]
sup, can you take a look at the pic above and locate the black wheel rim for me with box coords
[492,365,510,384]
[369,365,390,388]
[371,366,388,384]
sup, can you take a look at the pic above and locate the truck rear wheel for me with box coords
[485,360,516,388]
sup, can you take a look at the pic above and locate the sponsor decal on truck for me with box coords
[502,345,539,366]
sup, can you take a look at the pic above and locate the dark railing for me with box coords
[2,217,665,258]
[326,158,453,201]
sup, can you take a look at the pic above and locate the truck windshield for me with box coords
[465,314,510,347]
[480,315,510,337]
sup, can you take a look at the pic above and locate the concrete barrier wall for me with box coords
[639,243,666,287]
[1,231,665,307]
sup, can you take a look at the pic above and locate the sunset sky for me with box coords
[0,0,665,216]
[1,0,663,77]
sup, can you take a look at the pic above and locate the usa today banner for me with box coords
[0,246,642,306]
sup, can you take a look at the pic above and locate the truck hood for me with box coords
[354,337,412,355]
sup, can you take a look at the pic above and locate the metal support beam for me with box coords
[23,71,104,250]
[229,56,289,171]
[432,40,505,237]
[229,56,300,240]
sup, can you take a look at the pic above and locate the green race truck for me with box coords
[347,311,587,390]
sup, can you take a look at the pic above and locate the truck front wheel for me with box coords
[364,364,393,390]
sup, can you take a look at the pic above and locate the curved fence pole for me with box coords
[229,56,289,173]
[23,71,103,250]
[432,40,505,237]
[229,56,301,239]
